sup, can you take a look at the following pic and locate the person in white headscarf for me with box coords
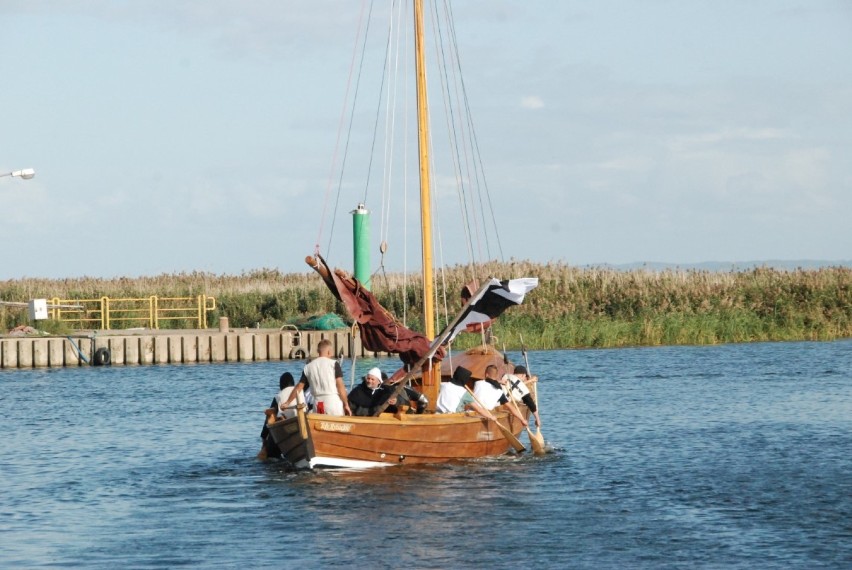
[347,367,389,416]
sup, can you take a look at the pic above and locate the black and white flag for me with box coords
[441,277,539,345]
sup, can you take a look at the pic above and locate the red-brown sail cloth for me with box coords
[310,255,444,369]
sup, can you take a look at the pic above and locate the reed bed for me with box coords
[2,263,849,348]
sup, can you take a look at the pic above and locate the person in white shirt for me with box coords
[276,372,305,419]
[502,365,542,429]
[259,370,299,459]
[436,365,497,418]
[282,339,351,416]
[473,364,528,427]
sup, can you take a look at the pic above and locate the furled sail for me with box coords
[307,254,444,368]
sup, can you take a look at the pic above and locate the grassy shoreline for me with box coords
[2,262,850,349]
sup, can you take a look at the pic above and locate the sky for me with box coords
[1,0,850,280]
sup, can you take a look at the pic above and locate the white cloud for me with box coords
[596,156,653,172]
[520,96,544,110]
[668,127,791,153]
[783,147,830,190]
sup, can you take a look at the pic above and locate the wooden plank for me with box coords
[303,413,514,464]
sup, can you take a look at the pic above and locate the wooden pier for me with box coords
[0,327,387,369]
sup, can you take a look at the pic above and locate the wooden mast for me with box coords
[414,0,441,408]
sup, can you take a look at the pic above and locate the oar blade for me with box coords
[496,421,526,453]
[529,428,546,455]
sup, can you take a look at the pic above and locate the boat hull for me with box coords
[267,406,528,469]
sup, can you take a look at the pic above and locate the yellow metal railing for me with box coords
[48,295,216,330]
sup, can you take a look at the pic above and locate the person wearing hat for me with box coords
[503,365,542,429]
[435,365,493,418]
[348,367,389,416]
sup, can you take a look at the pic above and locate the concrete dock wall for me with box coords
[0,328,386,369]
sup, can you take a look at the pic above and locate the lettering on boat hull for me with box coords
[316,421,354,433]
[477,429,496,441]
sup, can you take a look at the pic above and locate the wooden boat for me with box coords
[268,403,529,469]
[265,0,539,469]
[266,274,536,468]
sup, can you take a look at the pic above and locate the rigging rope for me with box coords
[431,0,479,263]
[444,0,505,262]
[317,0,371,257]
[361,1,395,211]
[316,0,508,343]
[379,0,406,256]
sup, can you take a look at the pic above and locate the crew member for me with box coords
[282,339,351,416]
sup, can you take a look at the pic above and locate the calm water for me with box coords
[1,340,850,569]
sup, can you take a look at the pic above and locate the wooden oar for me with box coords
[520,335,546,454]
[505,392,546,455]
[502,342,545,455]
[257,407,278,460]
[465,386,526,453]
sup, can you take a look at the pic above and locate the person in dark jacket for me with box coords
[383,385,429,414]
[378,371,428,414]
[347,367,388,416]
